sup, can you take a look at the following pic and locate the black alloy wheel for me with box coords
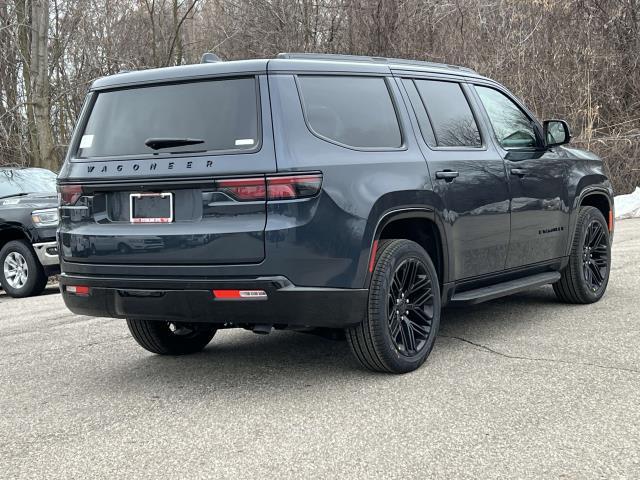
[347,239,441,374]
[581,219,609,292]
[387,258,435,356]
[554,206,611,304]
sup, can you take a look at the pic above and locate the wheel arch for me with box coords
[580,191,612,228]
[368,208,449,287]
[566,186,614,256]
[0,224,32,252]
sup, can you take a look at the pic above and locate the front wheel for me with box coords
[553,206,611,304]
[346,239,441,373]
[126,319,216,355]
[0,240,48,298]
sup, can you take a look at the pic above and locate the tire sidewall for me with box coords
[572,208,611,302]
[0,240,46,298]
[371,240,441,372]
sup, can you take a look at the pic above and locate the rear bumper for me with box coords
[59,274,367,328]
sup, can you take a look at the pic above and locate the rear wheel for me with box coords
[126,319,216,355]
[553,206,611,304]
[346,239,441,373]
[0,240,47,298]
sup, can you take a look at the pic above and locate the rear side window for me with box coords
[411,79,481,148]
[297,76,402,149]
[77,77,259,158]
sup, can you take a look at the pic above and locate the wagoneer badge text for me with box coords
[85,159,214,175]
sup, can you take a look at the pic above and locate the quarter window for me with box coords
[411,79,482,148]
[475,86,538,149]
[297,76,402,149]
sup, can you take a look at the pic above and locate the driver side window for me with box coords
[475,86,538,149]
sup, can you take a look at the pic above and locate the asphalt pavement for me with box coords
[1,220,639,479]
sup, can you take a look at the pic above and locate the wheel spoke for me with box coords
[389,314,401,341]
[411,287,433,308]
[589,262,604,284]
[592,257,608,268]
[402,320,417,352]
[407,275,429,296]
[399,261,413,292]
[412,305,433,323]
[407,318,430,339]
[397,320,409,351]
[584,224,594,246]
[583,264,593,287]
[590,227,605,249]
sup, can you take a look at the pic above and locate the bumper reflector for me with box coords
[212,289,268,300]
[67,285,90,296]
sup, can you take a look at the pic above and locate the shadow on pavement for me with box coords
[96,286,575,391]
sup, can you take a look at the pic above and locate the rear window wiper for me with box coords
[144,138,205,150]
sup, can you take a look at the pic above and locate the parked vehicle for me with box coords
[57,53,614,373]
[0,168,60,297]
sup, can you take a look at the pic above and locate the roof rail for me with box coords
[276,53,477,74]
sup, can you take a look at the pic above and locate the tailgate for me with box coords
[59,75,276,266]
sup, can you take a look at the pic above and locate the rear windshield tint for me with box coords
[77,77,259,158]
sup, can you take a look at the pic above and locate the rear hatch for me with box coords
[59,74,276,265]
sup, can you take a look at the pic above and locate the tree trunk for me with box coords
[15,0,37,166]
[29,0,56,171]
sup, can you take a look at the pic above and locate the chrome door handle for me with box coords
[510,168,527,177]
[435,170,459,182]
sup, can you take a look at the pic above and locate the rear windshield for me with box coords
[77,77,259,158]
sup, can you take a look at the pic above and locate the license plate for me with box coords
[130,193,173,223]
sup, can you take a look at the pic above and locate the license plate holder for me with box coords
[130,192,173,224]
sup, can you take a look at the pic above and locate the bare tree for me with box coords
[0,0,638,192]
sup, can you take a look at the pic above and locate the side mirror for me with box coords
[544,120,571,147]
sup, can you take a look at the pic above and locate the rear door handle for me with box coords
[510,168,527,177]
[435,170,459,182]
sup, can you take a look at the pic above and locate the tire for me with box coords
[553,206,611,304]
[126,319,217,355]
[346,239,441,374]
[0,240,48,298]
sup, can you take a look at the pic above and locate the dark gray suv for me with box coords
[58,53,614,373]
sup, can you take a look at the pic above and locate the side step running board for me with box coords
[450,272,561,306]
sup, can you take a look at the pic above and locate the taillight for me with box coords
[215,173,322,202]
[58,184,83,206]
[267,174,322,200]
[212,289,267,300]
[216,178,266,201]
[66,285,90,296]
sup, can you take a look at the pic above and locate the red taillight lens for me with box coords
[58,184,83,206]
[212,289,267,300]
[267,174,322,200]
[216,177,266,201]
[214,174,322,202]
[66,285,90,296]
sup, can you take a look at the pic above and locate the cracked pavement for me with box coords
[1,220,639,479]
